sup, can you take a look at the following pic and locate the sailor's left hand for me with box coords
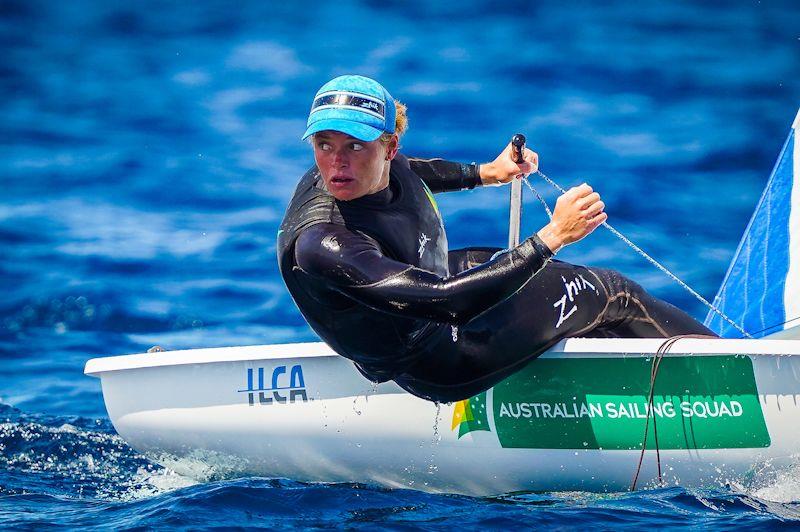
[479,142,539,185]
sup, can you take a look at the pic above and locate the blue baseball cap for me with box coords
[302,75,396,142]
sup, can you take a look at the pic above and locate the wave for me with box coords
[2,403,799,528]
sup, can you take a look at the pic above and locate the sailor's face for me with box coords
[313,131,395,201]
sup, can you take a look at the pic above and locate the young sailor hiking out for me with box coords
[85,106,800,494]
[277,75,715,402]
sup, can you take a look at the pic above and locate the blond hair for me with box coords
[380,100,408,143]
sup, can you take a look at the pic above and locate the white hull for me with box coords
[85,338,800,495]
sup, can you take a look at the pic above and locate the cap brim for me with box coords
[301,119,384,142]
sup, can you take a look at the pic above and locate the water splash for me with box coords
[426,403,442,478]
[732,457,800,505]
[0,405,194,502]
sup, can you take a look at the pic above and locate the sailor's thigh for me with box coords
[411,261,612,386]
[466,260,612,340]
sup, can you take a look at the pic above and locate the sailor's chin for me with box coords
[328,181,361,200]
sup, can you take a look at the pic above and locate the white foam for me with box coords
[147,448,250,482]
[724,455,800,505]
[749,463,800,504]
[110,466,198,502]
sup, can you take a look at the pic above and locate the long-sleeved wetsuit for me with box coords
[277,154,715,402]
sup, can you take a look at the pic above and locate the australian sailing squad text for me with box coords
[498,400,744,420]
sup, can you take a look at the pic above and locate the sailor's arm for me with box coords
[293,223,553,325]
[407,156,482,192]
[407,140,539,191]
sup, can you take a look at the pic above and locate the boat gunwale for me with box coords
[84,338,800,377]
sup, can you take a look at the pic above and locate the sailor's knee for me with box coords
[591,267,648,302]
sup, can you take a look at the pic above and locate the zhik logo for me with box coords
[241,364,309,406]
[359,100,380,112]
[418,232,430,258]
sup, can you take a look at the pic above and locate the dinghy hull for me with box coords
[85,338,800,495]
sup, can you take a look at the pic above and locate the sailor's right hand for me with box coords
[479,142,539,185]
[536,183,606,253]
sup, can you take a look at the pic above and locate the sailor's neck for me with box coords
[339,175,397,206]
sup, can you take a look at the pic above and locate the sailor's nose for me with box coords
[332,149,349,166]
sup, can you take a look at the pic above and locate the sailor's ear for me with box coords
[385,134,399,160]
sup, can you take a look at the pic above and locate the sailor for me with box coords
[278,75,715,403]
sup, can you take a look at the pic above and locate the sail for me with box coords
[705,108,800,339]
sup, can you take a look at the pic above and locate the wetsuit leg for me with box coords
[396,259,716,402]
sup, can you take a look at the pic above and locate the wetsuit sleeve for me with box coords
[407,157,482,193]
[294,223,553,325]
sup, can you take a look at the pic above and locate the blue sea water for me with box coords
[2,0,799,528]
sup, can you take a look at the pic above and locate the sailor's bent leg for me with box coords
[588,267,717,338]
[398,260,616,400]
[396,260,715,402]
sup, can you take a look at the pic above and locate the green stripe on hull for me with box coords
[491,356,770,450]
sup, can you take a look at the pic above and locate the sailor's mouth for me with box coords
[330,176,354,185]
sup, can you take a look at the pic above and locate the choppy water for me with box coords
[2,0,799,528]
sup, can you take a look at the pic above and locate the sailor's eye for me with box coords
[351,143,364,152]
[317,142,332,151]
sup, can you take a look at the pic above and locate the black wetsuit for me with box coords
[277,154,715,402]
